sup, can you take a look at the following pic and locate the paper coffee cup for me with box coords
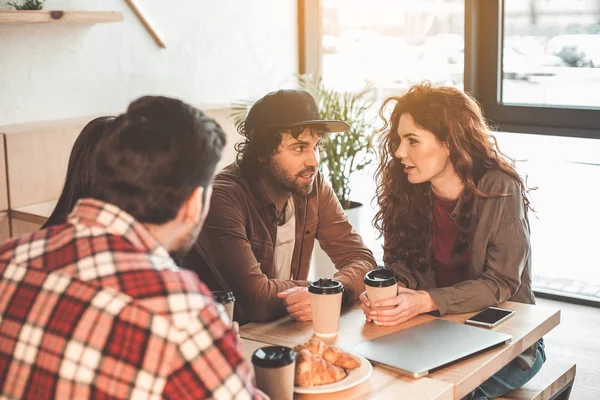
[212,291,235,324]
[364,268,397,309]
[252,346,296,400]
[309,278,344,338]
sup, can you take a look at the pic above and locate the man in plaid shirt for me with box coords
[0,97,263,399]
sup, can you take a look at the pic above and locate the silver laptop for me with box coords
[347,319,512,378]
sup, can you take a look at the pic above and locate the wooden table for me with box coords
[240,301,560,399]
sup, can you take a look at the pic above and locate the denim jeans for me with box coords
[463,339,546,400]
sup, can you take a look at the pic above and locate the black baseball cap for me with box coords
[244,89,350,137]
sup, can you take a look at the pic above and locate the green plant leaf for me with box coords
[229,99,254,131]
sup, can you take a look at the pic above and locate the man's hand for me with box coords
[277,286,312,321]
[361,287,437,326]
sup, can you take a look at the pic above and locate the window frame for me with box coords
[465,0,600,139]
[298,0,323,78]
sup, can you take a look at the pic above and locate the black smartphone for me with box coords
[465,307,515,328]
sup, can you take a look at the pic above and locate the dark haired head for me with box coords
[234,89,348,173]
[42,116,115,229]
[91,96,226,225]
[235,123,328,173]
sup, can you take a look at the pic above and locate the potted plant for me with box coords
[230,74,376,212]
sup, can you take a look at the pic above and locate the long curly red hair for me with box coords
[374,83,531,271]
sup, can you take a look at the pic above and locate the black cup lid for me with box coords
[364,268,397,287]
[252,346,296,368]
[212,291,235,303]
[308,278,344,294]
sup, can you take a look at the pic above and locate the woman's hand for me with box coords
[359,290,373,322]
[361,287,437,326]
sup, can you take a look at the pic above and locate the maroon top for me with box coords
[432,193,469,287]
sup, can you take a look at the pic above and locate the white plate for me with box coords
[294,353,373,394]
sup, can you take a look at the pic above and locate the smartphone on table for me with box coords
[465,307,515,328]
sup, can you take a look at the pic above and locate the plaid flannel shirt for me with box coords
[0,199,259,399]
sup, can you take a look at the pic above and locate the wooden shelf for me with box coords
[0,10,123,24]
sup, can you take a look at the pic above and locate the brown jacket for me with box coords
[387,169,537,367]
[184,163,377,323]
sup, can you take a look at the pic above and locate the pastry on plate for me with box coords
[293,338,362,387]
[295,338,361,370]
[294,349,347,387]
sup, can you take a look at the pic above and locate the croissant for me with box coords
[322,345,361,370]
[301,338,361,370]
[304,338,327,354]
[293,343,309,353]
[295,349,347,387]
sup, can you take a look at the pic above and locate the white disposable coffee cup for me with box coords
[212,291,235,325]
[309,278,344,338]
[252,346,296,400]
[364,268,397,309]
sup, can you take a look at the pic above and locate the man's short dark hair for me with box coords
[91,96,226,224]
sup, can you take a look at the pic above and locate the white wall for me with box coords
[0,0,299,125]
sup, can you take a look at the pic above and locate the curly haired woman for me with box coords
[359,83,545,399]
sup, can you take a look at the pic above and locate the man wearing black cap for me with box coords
[183,89,376,324]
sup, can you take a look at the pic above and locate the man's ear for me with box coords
[177,187,204,225]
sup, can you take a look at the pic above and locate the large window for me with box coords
[472,0,600,137]
[320,0,465,103]
[502,0,600,108]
